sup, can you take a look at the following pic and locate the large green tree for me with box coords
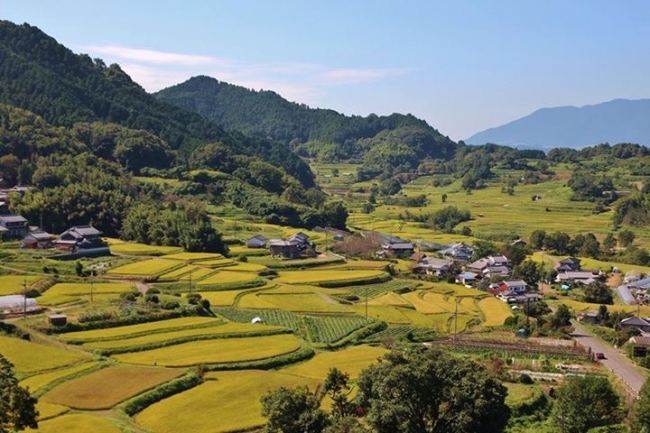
[260,386,329,433]
[356,347,509,433]
[553,375,621,433]
[0,354,38,433]
[632,380,650,432]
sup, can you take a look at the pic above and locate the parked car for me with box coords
[595,352,606,360]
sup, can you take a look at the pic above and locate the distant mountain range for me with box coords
[465,99,650,150]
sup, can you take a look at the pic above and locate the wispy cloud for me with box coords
[81,45,230,66]
[75,44,411,105]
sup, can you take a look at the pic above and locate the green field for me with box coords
[112,334,303,367]
[135,370,321,433]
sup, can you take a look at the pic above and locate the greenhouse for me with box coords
[0,295,39,314]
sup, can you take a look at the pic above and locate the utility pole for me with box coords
[23,277,27,319]
[365,286,369,320]
[90,271,94,304]
[453,299,459,344]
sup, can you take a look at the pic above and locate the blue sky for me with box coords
[2,0,649,140]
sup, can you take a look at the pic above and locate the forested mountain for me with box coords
[0,21,313,187]
[154,76,458,168]
[465,99,650,150]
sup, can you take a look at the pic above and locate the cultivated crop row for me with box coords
[303,316,371,343]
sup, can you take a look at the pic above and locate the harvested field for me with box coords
[40,366,184,409]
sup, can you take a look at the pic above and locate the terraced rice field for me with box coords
[478,297,514,327]
[162,252,225,262]
[112,334,303,367]
[82,322,284,351]
[198,288,264,306]
[369,292,413,308]
[196,271,264,289]
[25,413,123,433]
[108,242,182,256]
[304,316,371,343]
[178,267,214,281]
[158,264,200,280]
[59,317,221,342]
[40,366,184,409]
[0,275,41,296]
[38,282,134,305]
[275,269,388,285]
[283,345,388,380]
[107,259,184,277]
[238,292,352,313]
[220,262,268,272]
[195,257,237,267]
[351,304,412,324]
[20,362,101,394]
[0,335,89,374]
[135,370,321,433]
[34,402,69,421]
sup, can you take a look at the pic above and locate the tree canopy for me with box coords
[0,354,38,433]
[356,347,510,433]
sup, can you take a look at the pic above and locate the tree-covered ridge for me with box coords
[154,75,457,165]
[0,21,314,188]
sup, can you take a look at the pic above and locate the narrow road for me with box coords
[571,320,647,395]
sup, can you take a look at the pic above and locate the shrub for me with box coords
[145,294,159,304]
[146,288,161,295]
[186,293,202,305]
[519,373,534,384]
[238,255,249,262]
[78,311,114,323]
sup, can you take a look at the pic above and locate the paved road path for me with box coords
[571,320,647,395]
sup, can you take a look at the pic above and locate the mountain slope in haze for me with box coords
[465,99,650,150]
[154,76,457,164]
[0,21,313,187]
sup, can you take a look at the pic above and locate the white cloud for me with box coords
[75,44,411,103]
[80,45,230,66]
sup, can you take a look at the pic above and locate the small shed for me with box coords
[48,314,68,327]
[246,234,268,249]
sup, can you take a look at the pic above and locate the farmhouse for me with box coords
[269,239,301,259]
[439,242,473,263]
[0,214,29,239]
[456,271,479,285]
[21,231,54,249]
[555,257,582,272]
[381,242,415,258]
[628,336,650,357]
[555,270,600,285]
[416,257,453,276]
[53,225,108,255]
[619,316,650,333]
[245,234,267,249]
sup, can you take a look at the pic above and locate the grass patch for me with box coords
[135,370,321,433]
[0,335,89,374]
[112,334,303,367]
[40,366,184,410]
